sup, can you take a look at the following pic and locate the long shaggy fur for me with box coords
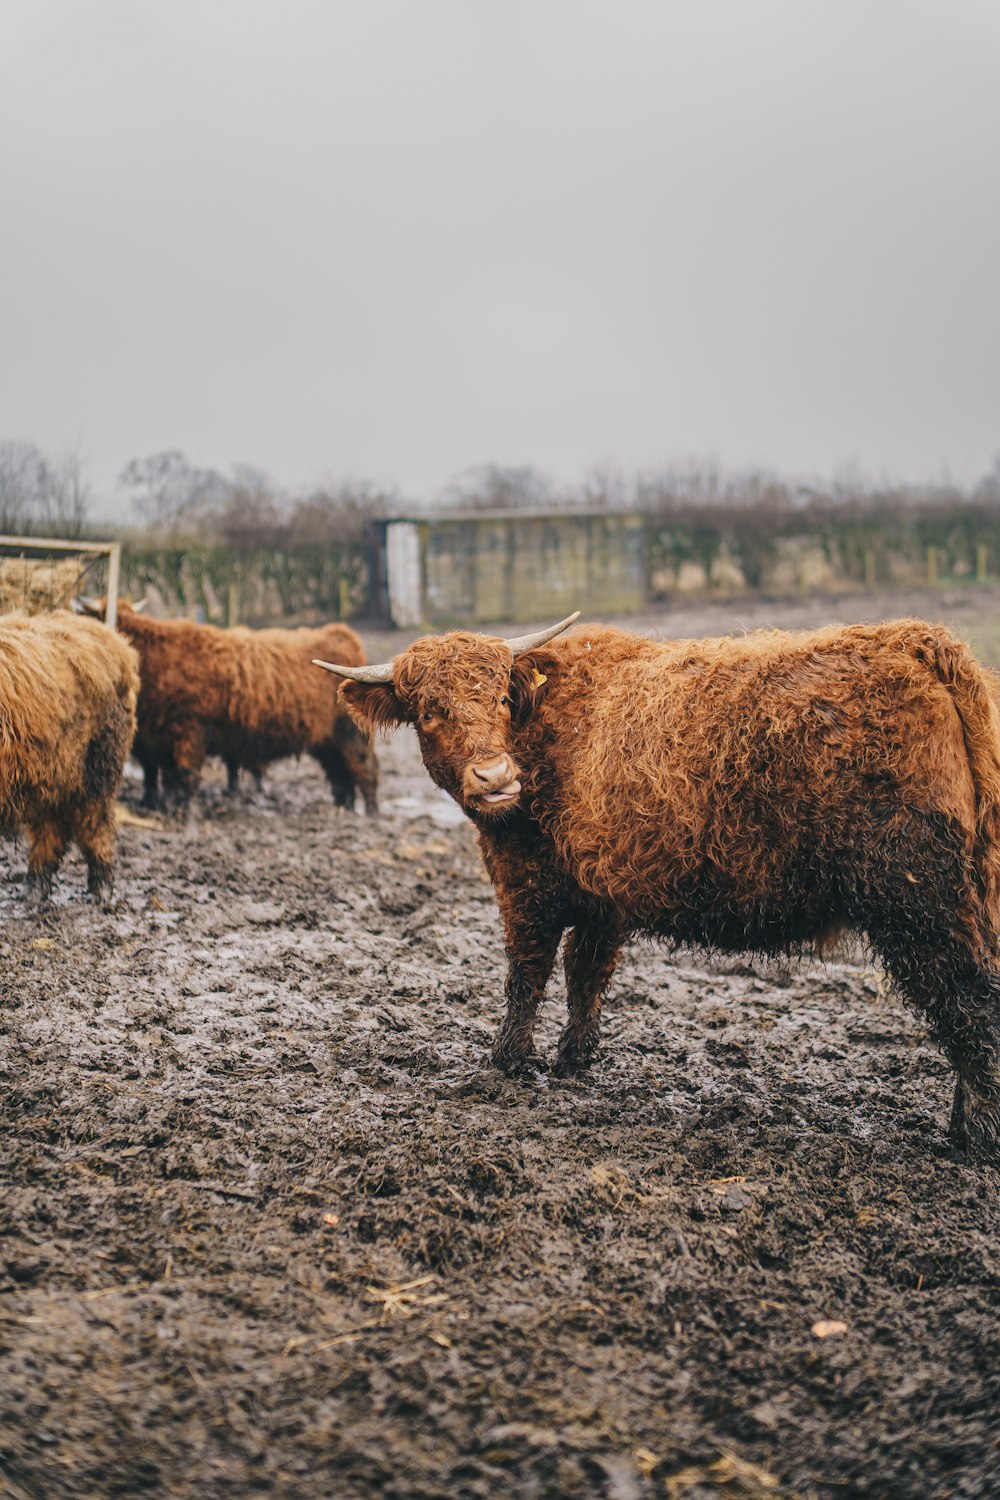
[0,610,138,896]
[342,617,1000,1163]
[116,606,379,814]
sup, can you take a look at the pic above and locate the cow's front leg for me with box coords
[479,836,569,1075]
[555,915,623,1076]
[491,933,563,1072]
[490,907,565,1074]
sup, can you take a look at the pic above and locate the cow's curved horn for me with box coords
[313,658,395,683]
[505,612,580,656]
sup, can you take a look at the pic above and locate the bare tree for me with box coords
[580,462,633,510]
[0,441,90,536]
[0,441,43,532]
[288,480,392,548]
[975,453,1000,503]
[440,464,555,512]
[119,450,224,535]
[39,447,91,535]
[209,466,286,548]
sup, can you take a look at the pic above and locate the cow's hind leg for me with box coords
[863,816,1000,1162]
[872,924,1000,1162]
[554,916,623,1076]
[23,816,70,900]
[72,798,118,902]
[136,755,159,809]
[162,725,205,821]
[314,747,356,811]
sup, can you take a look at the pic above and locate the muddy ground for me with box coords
[1,589,998,1500]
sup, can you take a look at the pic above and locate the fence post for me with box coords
[864,548,876,589]
[338,577,350,619]
[227,581,240,627]
[104,543,120,629]
[927,546,938,587]
[977,544,989,584]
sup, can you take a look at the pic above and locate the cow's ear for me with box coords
[507,658,549,724]
[340,680,411,734]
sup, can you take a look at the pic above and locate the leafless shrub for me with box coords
[439,464,557,512]
[0,441,90,536]
[118,450,226,536]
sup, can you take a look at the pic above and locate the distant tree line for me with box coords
[4,438,1000,620]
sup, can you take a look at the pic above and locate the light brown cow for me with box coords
[0,610,138,898]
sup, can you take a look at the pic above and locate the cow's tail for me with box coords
[918,631,1000,939]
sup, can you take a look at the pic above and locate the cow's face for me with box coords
[314,614,577,820]
[339,634,540,819]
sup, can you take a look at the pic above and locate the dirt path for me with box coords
[2,591,998,1499]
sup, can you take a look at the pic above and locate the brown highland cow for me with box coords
[219,624,378,809]
[0,611,138,898]
[108,604,379,816]
[316,613,1000,1162]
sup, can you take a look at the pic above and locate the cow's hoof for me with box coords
[489,1048,544,1082]
[949,1076,1000,1165]
[553,1049,595,1079]
[21,872,53,905]
[553,1026,600,1078]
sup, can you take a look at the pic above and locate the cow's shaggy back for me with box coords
[513,620,1000,944]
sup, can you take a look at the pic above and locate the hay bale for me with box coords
[0,555,85,615]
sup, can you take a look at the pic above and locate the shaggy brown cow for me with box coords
[316,614,1000,1162]
[218,624,379,811]
[0,610,138,898]
[106,604,378,816]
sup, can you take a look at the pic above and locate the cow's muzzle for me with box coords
[462,755,522,808]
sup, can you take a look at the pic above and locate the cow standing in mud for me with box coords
[94,604,379,817]
[316,614,1000,1163]
[0,611,139,899]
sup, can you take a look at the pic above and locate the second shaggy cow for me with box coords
[110,605,378,815]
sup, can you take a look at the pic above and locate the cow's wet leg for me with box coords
[554,918,623,1076]
[357,766,379,817]
[137,756,160,809]
[73,798,117,902]
[872,925,1000,1164]
[332,720,379,816]
[314,747,356,811]
[490,920,564,1074]
[859,814,1000,1162]
[225,759,240,795]
[23,817,70,900]
[162,726,205,822]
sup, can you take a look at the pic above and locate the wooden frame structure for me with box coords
[0,535,121,628]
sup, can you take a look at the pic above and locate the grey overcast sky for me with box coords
[2,0,999,510]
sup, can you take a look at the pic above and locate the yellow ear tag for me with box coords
[531,668,547,689]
